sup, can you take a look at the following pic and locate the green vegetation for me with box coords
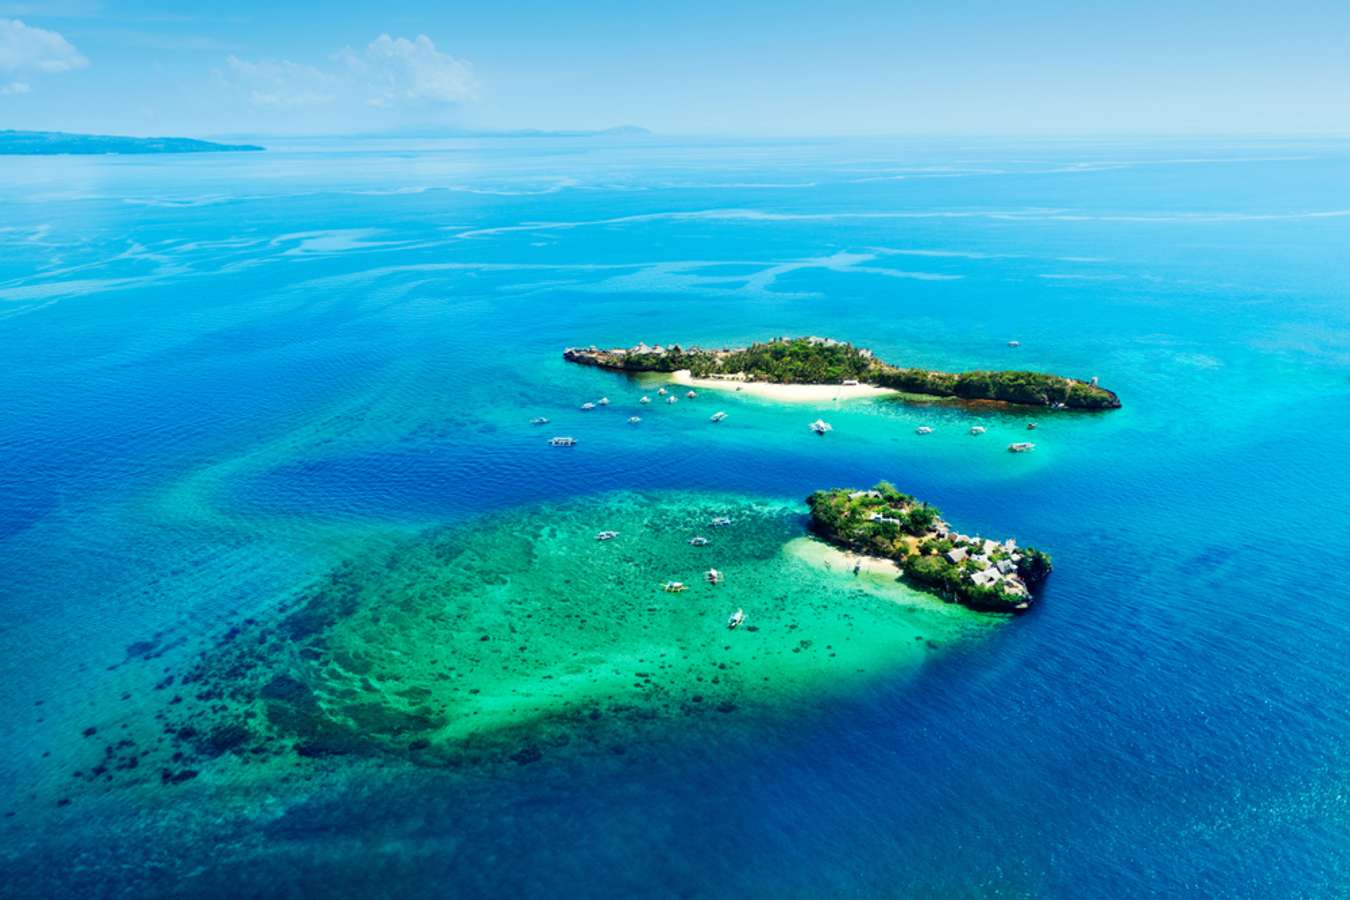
[564,337,1120,409]
[806,483,1052,612]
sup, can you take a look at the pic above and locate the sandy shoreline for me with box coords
[783,536,904,578]
[667,370,898,404]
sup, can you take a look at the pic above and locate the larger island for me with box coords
[807,483,1052,612]
[0,130,264,155]
[563,336,1119,409]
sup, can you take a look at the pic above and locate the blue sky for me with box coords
[2,0,1349,137]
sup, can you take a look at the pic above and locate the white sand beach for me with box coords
[783,536,904,578]
[667,369,897,403]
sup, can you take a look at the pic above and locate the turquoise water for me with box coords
[2,136,1349,897]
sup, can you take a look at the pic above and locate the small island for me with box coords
[563,336,1119,409]
[806,483,1052,612]
[0,130,264,155]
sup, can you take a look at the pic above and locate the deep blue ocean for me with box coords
[1,136,1348,897]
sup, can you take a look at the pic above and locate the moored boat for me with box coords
[727,608,745,629]
[810,419,832,435]
[597,397,610,406]
[688,536,710,546]
[640,395,651,404]
[628,416,641,424]
[706,568,723,584]
[709,516,732,527]
[710,411,727,422]
[549,436,577,446]
[1008,441,1036,453]
[663,581,687,593]
[596,530,619,541]
[969,426,986,435]
[686,390,697,399]
[581,402,596,411]
[916,426,934,435]
[530,416,550,425]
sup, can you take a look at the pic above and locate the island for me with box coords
[806,483,1052,612]
[0,130,265,155]
[562,336,1119,409]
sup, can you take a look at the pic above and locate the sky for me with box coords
[1,0,1349,138]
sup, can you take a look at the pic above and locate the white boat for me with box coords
[709,516,732,527]
[580,402,596,411]
[689,536,710,546]
[1008,442,1036,453]
[842,379,859,386]
[640,395,652,405]
[686,390,697,399]
[706,568,723,584]
[969,426,986,435]
[597,397,610,406]
[710,411,727,423]
[530,417,550,425]
[657,387,668,395]
[667,396,678,404]
[727,608,745,629]
[1008,340,1021,348]
[916,426,934,435]
[549,436,577,446]
[596,530,619,541]
[627,415,642,424]
[663,581,687,593]
[810,419,832,435]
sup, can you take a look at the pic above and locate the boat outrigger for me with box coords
[530,417,550,425]
[710,411,727,423]
[810,419,833,435]
[1008,442,1036,453]
[688,536,710,546]
[663,581,687,593]
[581,402,596,411]
[916,426,934,435]
[727,608,745,629]
[709,516,732,527]
[969,426,986,435]
[640,395,652,404]
[596,530,619,541]
[549,436,577,446]
[628,416,642,424]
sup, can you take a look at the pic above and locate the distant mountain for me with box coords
[0,131,265,155]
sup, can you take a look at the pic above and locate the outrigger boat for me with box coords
[580,402,596,411]
[1008,441,1036,453]
[915,426,934,435]
[530,417,550,425]
[667,396,678,404]
[688,536,710,546]
[640,395,652,404]
[710,411,727,423]
[969,426,986,435]
[657,387,668,396]
[810,419,832,435]
[663,581,687,593]
[597,397,610,406]
[627,416,642,424]
[686,390,697,399]
[709,516,732,527]
[706,568,723,584]
[595,530,619,541]
[549,436,577,446]
[1026,422,1037,430]
[727,608,745,629]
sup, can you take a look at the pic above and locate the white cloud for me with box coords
[0,78,28,93]
[224,54,337,107]
[224,33,476,111]
[344,33,477,107]
[0,18,88,74]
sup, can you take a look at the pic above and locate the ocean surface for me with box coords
[1,136,1348,898]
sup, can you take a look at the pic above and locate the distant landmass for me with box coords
[0,131,265,156]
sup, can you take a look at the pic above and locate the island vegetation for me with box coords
[563,336,1119,409]
[806,483,1052,612]
[0,130,264,155]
